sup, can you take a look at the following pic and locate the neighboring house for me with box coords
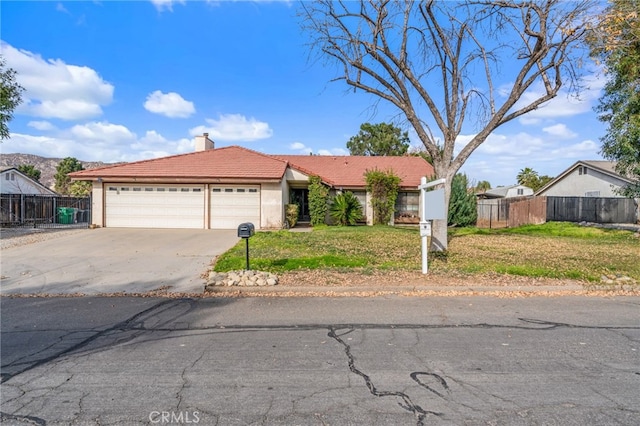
[478,184,533,199]
[535,160,633,198]
[69,134,434,229]
[0,168,57,195]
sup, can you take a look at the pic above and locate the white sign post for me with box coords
[418,177,446,274]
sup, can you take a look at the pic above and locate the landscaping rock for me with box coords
[598,274,637,290]
[205,270,279,291]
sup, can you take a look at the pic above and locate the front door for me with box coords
[290,188,310,222]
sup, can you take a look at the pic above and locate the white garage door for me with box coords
[106,184,205,228]
[210,185,260,229]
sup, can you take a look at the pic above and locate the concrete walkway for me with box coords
[0,228,239,295]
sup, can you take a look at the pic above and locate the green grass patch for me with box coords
[451,221,635,241]
[214,223,639,282]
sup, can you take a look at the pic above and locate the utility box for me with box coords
[237,222,255,238]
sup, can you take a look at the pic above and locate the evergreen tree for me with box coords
[448,173,477,227]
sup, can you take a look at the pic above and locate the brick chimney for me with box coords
[195,133,215,151]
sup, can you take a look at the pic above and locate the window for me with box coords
[157,188,165,192]
[237,188,246,193]
[517,188,524,195]
[5,174,9,181]
[248,188,258,193]
[212,188,221,193]
[181,188,189,192]
[168,188,178,192]
[108,187,117,191]
[224,188,233,193]
[585,190,600,197]
[120,187,130,191]
[145,187,153,192]
[133,187,142,192]
[193,188,202,192]
[579,166,588,175]
[395,191,420,221]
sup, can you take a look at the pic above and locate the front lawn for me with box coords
[213,222,639,282]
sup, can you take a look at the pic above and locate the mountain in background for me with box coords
[0,153,112,191]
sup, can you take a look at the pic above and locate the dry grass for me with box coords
[214,223,639,286]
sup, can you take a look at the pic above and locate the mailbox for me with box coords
[419,221,431,237]
[237,222,255,238]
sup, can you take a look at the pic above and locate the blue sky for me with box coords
[2,0,607,186]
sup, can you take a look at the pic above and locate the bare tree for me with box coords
[300,0,594,249]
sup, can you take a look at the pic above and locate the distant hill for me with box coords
[0,153,113,191]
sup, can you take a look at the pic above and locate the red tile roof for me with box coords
[69,146,288,181]
[275,155,434,189]
[70,146,435,189]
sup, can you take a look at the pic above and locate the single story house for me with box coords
[535,160,634,198]
[1,168,57,195]
[477,184,533,199]
[69,134,434,229]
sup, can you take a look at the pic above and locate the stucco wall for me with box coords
[506,186,534,198]
[91,181,104,227]
[541,168,626,197]
[261,181,285,229]
[1,171,54,195]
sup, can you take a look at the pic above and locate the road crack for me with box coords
[328,326,443,425]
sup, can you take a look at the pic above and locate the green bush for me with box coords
[448,173,477,227]
[330,192,363,226]
[308,175,330,226]
[285,204,299,228]
[365,169,401,225]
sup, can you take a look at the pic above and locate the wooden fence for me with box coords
[476,196,547,229]
[546,196,637,224]
[477,196,638,228]
[1,193,91,228]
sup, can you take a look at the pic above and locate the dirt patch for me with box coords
[277,269,582,288]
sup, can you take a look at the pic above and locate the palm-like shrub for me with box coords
[330,191,363,226]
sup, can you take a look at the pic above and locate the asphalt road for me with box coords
[1,296,639,425]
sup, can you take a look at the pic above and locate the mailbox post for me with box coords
[237,222,255,270]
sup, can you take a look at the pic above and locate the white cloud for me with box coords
[550,139,599,159]
[542,123,577,139]
[317,148,348,156]
[2,41,114,121]
[143,90,195,118]
[5,122,194,163]
[70,121,136,142]
[189,114,273,141]
[56,2,70,14]
[289,142,312,154]
[150,0,185,12]
[27,121,56,131]
[513,78,602,121]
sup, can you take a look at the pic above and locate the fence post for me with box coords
[20,194,25,225]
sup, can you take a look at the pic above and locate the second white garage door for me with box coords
[106,184,205,228]
[210,185,260,229]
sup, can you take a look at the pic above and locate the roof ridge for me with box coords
[70,145,288,176]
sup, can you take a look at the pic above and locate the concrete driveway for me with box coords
[0,228,239,295]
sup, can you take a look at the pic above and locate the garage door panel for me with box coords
[106,185,205,229]
[210,185,260,229]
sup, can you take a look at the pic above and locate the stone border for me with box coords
[205,270,278,290]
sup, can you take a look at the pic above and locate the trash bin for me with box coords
[57,207,75,224]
